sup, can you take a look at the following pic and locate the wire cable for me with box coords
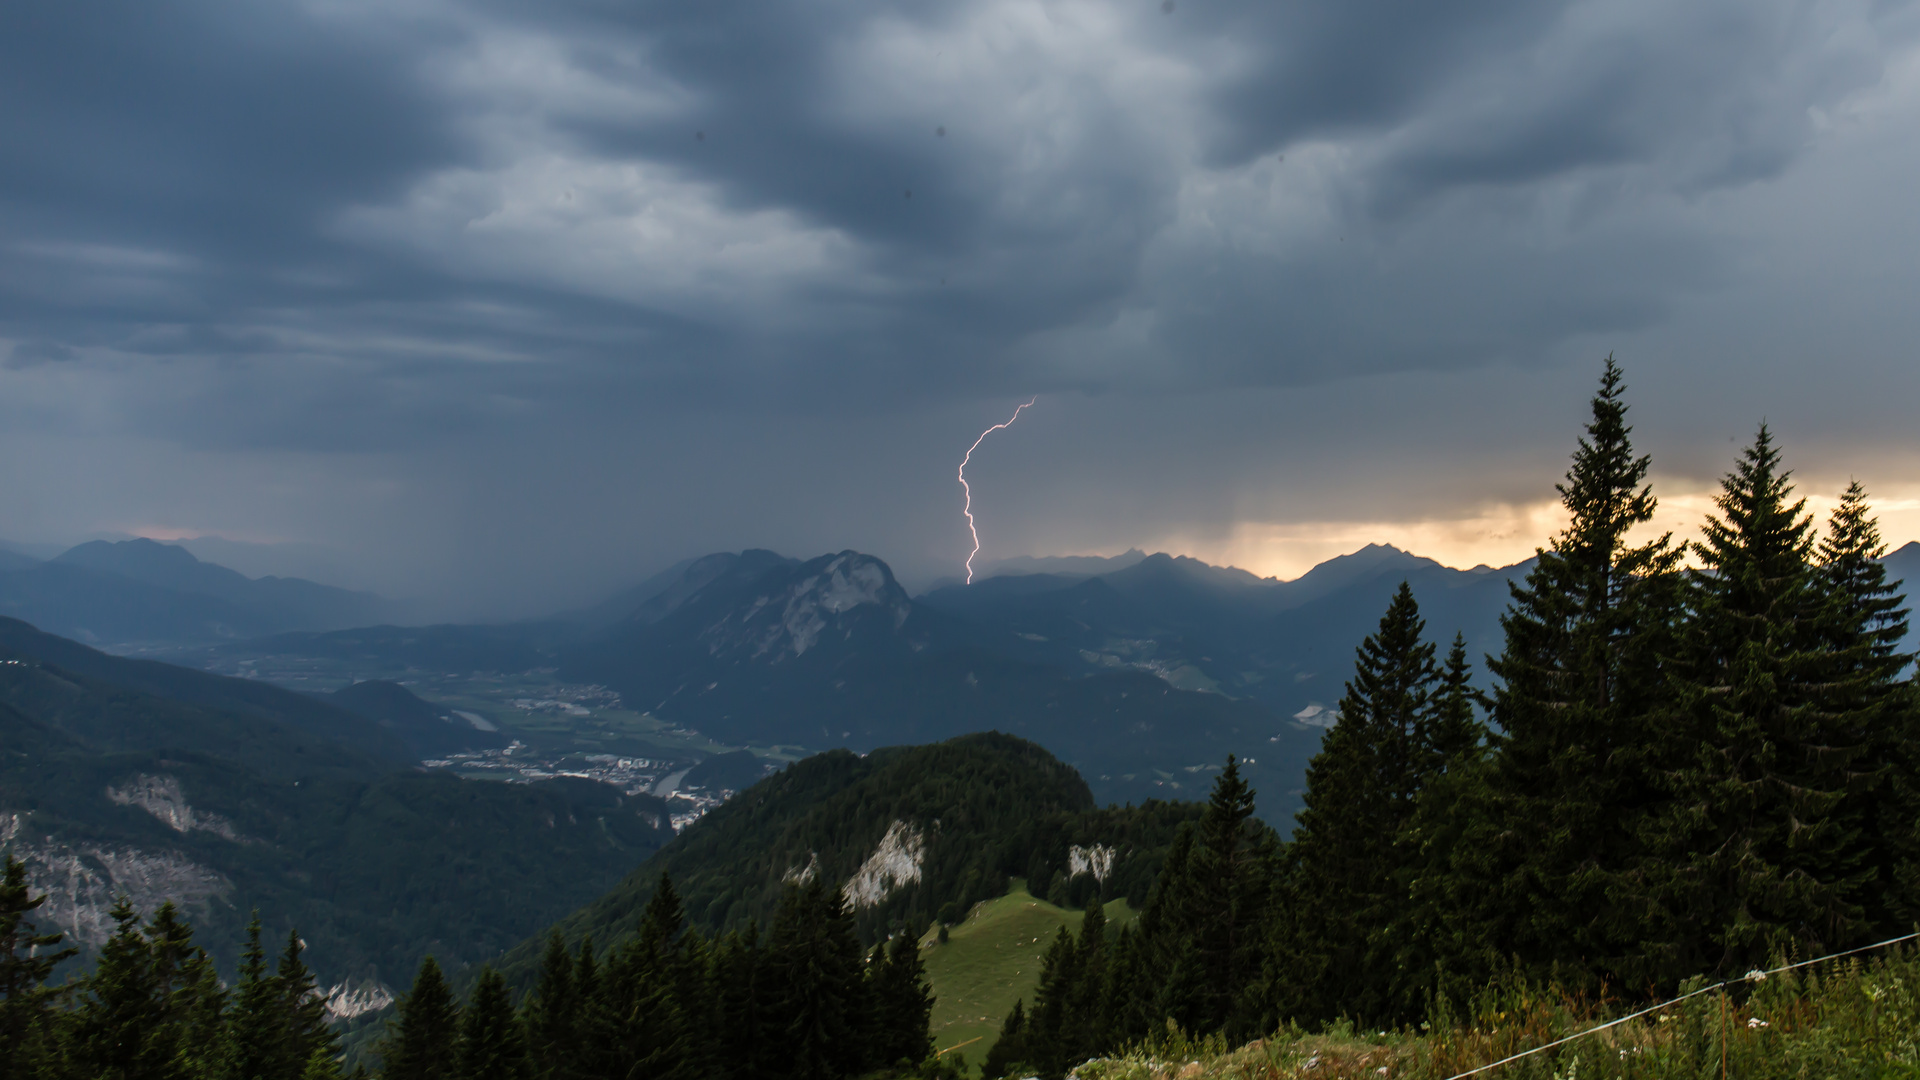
[1440,930,1920,1079]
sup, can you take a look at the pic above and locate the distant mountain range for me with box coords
[556,549,1304,815]
[11,535,1914,829]
[0,538,391,645]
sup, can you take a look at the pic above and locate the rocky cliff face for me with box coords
[106,774,246,842]
[842,820,925,909]
[694,552,915,664]
[1,809,232,949]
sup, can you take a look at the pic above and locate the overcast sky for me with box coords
[5,0,1920,616]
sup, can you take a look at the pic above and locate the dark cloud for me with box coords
[4,340,76,369]
[1,0,1916,610]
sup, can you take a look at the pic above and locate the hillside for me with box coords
[501,733,1203,979]
[0,622,675,1006]
[324,679,506,758]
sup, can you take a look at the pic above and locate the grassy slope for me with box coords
[1073,945,1920,1080]
[918,879,1137,1069]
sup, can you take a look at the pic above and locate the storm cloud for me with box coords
[4,0,1918,612]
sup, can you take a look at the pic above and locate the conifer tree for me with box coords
[1381,636,1490,1018]
[1641,428,1878,974]
[1103,825,1192,1045]
[383,956,460,1080]
[866,931,935,1068]
[1427,634,1485,768]
[1068,898,1108,1059]
[458,966,531,1080]
[1026,926,1082,1078]
[174,948,231,1080]
[224,914,299,1080]
[1269,583,1440,1025]
[1815,482,1918,928]
[1465,357,1681,989]
[303,1045,347,1080]
[71,898,162,1080]
[1098,924,1148,1050]
[278,929,340,1075]
[981,999,1030,1080]
[587,874,712,1080]
[712,925,768,1080]
[0,854,75,1080]
[1186,755,1273,1038]
[523,930,576,1080]
[143,903,213,1080]
[766,879,866,1080]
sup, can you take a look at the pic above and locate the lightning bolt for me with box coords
[959,398,1036,584]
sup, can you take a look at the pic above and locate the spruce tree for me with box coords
[866,931,934,1068]
[1068,898,1108,1060]
[712,925,770,1080]
[145,903,211,1080]
[589,875,711,1080]
[71,898,162,1080]
[174,949,231,1080]
[223,915,290,1080]
[766,880,865,1080]
[1426,634,1485,767]
[1106,826,1192,1046]
[383,956,460,1080]
[278,929,340,1075]
[981,999,1030,1080]
[1642,428,1878,974]
[523,930,576,1080]
[1026,926,1082,1078]
[458,967,531,1080]
[1465,357,1681,989]
[0,854,75,1080]
[1815,482,1917,929]
[1268,583,1440,1025]
[1186,755,1273,1038]
[1382,636,1489,1018]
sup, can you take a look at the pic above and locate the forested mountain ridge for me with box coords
[500,732,1206,982]
[0,617,414,764]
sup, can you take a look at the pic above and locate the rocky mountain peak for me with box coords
[698,551,913,662]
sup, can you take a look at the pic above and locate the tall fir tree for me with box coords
[222,914,293,1080]
[586,873,713,1080]
[0,854,75,1080]
[766,879,867,1080]
[383,956,460,1080]
[1067,898,1108,1060]
[1462,357,1681,990]
[1815,481,1918,929]
[523,930,576,1080]
[278,929,340,1075]
[1267,583,1442,1026]
[981,998,1030,1080]
[1190,755,1274,1039]
[866,931,935,1068]
[712,925,771,1080]
[71,898,163,1080]
[1639,428,1878,975]
[1382,635,1490,1018]
[458,967,531,1080]
[1025,926,1082,1079]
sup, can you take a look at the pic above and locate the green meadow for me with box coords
[918,879,1137,1071]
